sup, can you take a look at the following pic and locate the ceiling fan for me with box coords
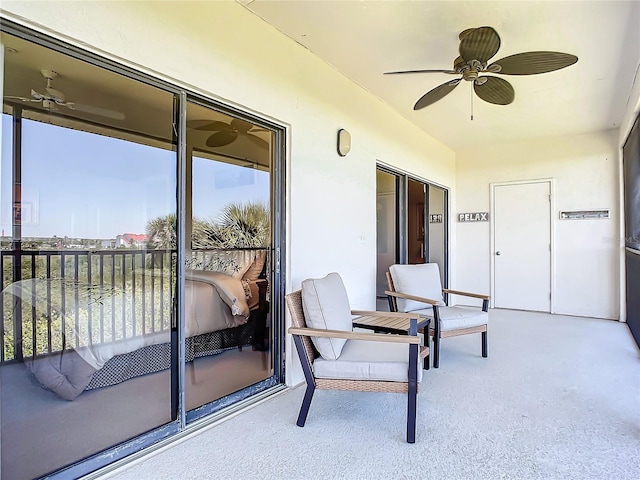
[188,118,269,149]
[4,70,125,121]
[385,26,578,111]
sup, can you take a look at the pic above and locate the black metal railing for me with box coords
[0,249,176,362]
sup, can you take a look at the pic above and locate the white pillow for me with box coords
[389,263,445,313]
[301,272,352,360]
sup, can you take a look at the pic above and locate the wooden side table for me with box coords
[352,313,431,369]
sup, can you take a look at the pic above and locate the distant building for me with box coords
[100,239,117,249]
[116,233,148,248]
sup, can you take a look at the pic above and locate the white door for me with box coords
[493,181,551,311]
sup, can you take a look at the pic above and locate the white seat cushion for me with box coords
[389,263,445,313]
[301,272,352,360]
[412,306,488,331]
[314,339,423,383]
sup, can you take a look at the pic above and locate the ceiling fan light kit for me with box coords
[385,26,578,113]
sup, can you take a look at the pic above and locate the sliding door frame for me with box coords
[183,93,286,424]
[622,113,640,346]
[376,163,449,289]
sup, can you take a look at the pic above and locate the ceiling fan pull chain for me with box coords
[470,84,474,121]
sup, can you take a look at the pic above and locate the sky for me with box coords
[0,115,270,239]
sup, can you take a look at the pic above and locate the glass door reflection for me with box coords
[184,103,273,413]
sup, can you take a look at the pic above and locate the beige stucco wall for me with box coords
[455,131,620,320]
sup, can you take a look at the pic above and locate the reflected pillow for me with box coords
[242,250,266,282]
[27,350,97,401]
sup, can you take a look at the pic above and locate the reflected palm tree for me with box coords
[146,213,177,250]
[147,202,270,252]
[194,203,270,249]
[146,213,176,268]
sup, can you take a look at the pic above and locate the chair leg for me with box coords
[482,331,488,358]
[407,384,417,443]
[423,331,430,370]
[407,340,419,444]
[296,383,315,427]
[432,308,441,369]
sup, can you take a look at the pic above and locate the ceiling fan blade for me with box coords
[190,120,234,131]
[246,133,269,149]
[384,69,457,75]
[65,102,126,121]
[473,76,515,105]
[414,79,461,110]
[4,95,40,103]
[206,130,238,147]
[488,51,578,75]
[46,87,66,102]
[459,26,501,63]
[31,89,45,100]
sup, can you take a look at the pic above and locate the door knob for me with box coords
[496,251,501,256]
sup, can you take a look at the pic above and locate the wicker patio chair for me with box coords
[286,273,426,443]
[386,263,489,368]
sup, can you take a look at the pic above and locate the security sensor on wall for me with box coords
[337,129,351,156]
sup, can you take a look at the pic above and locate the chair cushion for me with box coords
[412,306,488,331]
[301,272,352,360]
[314,339,423,382]
[389,263,445,313]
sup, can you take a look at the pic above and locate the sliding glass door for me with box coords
[183,102,275,418]
[408,178,425,264]
[376,166,448,300]
[376,170,398,297]
[0,23,284,479]
[428,184,447,286]
[1,32,178,479]
[623,113,640,346]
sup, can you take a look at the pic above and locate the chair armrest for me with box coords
[288,327,420,344]
[350,310,423,319]
[442,289,490,300]
[384,290,440,306]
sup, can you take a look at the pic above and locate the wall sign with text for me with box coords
[458,212,489,222]
[429,214,443,223]
[559,210,609,220]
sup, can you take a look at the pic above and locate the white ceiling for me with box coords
[241,0,640,150]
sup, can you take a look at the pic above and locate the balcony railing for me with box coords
[0,249,176,363]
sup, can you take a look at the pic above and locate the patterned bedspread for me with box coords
[1,271,252,400]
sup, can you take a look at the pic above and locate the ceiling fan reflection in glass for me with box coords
[4,69,125,121]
